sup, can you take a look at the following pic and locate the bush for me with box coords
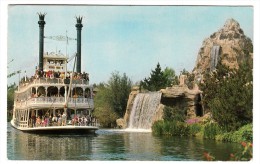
[151,120,164,135]
[216,124,252,143]
[163,106,186,122]
[188,123,202,136]
[202,122,223,140]
[169,121,189,136]
[230,142,253,161]
[152,120,189,136]
[205,142,253,161]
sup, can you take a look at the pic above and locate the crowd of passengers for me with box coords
[35,69,89,81]
[19,69,89,85]
[29,112,96,128]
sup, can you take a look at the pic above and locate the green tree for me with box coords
[163,67,179,86]
[180,68,195,89]
[7,83,17,121]
[93,72,132,127]
[93,84,119,127]
[200,58,253,131]
[108,72,132,117]
[141,63,168,91]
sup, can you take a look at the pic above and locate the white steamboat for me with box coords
[11,13,98,133]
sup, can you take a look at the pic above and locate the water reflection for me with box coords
[7,124,242,161]
[8,128,96,160]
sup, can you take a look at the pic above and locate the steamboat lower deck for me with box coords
[11,120,98,134]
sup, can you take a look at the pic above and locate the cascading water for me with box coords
[128,92,162,130]
[210,45,220,71]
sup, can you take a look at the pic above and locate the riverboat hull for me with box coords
[11,119,98,134]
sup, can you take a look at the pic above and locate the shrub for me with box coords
[205,142,253,161]
[216,124,252,143]
[188,123,202,136]
[152,120,164,135]
[202,122,223,140]
[163,106,186,122]
[230,142,253,161]
[186,118,200,124]
[152,120,189,136]
[169,121,189,136]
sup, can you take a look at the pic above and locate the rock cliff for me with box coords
[193,18,253,77]
[122,86,140,127]
[119,85,203,128]
[160,85,203,118]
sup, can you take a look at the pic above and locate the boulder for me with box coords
[116,118,127,129]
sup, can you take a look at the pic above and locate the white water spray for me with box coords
[127,92,162,130]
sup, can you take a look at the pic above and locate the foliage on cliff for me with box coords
[199,57,253,131]
[7,83,17,121]
[140,63,178,91]
[93,71,132,128]
[180,68,195,89]
[163,106,186,122]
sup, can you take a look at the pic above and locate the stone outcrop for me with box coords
[193,18,253,77]
[119,85,203,128]
[117,86,140,128]
[116,118,127,129]
[160,85,203,118]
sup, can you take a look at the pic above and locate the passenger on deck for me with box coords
[52,115,58,126]
[58,116,62,126]
[52,115,57,122]
[60,72,65,79]
[61,112,67,126]
[72,115,78,126]
[78,117,82,126]
[36,116,41,127]
[31,114,36,127]
[43,117,48,127]
[86,115,91,125]
[82,116,87,126]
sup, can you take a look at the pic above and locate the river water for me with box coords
[7,123,242,161]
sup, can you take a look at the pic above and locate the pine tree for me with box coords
[141,63,168,91]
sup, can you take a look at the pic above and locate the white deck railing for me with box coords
[19,78,89,91]
[15,97,94,109]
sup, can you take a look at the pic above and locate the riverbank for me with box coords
[152,120,252,160]
[152,120,252,143]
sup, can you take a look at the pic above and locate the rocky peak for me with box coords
[193,18,253,78]
[223,18,242,32]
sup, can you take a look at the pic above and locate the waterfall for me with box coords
[210,45,220,71]
[128,92,162,129]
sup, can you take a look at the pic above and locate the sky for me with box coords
[6,5,254,85]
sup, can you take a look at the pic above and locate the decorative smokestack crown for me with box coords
[38,12,46,20]
[76,16,83,23]
[38,12,46,27]
[75,16,83,29]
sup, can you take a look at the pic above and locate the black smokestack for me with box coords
[75,16,83,73]
[38,13,46,72]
